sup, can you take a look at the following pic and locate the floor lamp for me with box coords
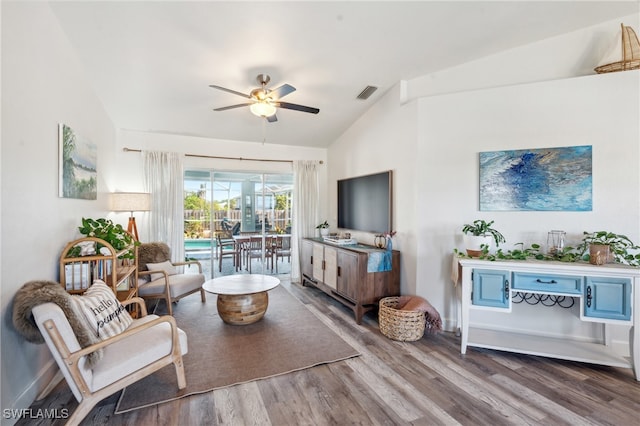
[110,192,151,241]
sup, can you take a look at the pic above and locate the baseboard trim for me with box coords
[7,359,60,425]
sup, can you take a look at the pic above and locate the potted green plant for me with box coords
[316,220,330,237]
[578,231,640,266]
[69,218,138,259]
[461,219,506,257]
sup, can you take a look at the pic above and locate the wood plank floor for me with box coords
[19,278,640,425]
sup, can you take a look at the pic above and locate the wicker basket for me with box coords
[378,297,426,342]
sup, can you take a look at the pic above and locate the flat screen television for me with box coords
[337,170,392,233]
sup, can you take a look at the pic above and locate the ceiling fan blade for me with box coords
[209,85,251,99]
[268,84,296,100]
[276,102,320,114]
[267,114,278,123]
[213,103,253,111]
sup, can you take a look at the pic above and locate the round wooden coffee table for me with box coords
[202,274,280,325]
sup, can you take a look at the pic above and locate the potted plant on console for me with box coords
[316,220,330,237]
[578,231,640,266]
[462,219,506,257]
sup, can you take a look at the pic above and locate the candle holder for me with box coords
[547,230,566,257]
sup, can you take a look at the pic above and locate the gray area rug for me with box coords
[115,284,359,413]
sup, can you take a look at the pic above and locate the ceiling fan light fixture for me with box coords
[250,101,277,118]
[211,74,317,120]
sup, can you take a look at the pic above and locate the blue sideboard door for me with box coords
[472,269,510,308]
[584,276,631,321]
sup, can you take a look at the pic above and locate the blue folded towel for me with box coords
[367,250,392,272]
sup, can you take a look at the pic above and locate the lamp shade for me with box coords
[110,192,151,212]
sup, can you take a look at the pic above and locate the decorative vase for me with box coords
[374,234,387,249]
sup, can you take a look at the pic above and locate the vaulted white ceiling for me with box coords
[49,1,638,148]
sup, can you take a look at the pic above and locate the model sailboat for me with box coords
[594,23,640,73]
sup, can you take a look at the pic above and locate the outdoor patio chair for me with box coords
[137,242,206,315]
[216,231,239,272]
[245,236,273,273]
[274,235,291,273]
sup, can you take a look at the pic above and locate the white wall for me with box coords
[328,15,640,346]
[413,15,640,339]
[1,2,117,417]
[418,71,639,342]
[329,84,419,295]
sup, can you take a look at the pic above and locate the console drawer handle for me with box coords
[535,279,557,284]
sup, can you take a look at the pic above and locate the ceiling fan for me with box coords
[210,74,319,122]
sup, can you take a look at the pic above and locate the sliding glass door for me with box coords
[184,169,293,278]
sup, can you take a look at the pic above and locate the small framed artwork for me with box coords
[58,123,97,200]
[479,145,592,211]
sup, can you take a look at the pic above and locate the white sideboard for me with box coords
[458,258,640,381]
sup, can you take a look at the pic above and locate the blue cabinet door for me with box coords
[472,269,510,308]
[584,277,631,321]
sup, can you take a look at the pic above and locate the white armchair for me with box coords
[137,242,206,315]
[31,297,187,425]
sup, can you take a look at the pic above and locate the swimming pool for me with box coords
[184,239,217,260]
[185,239,214,250]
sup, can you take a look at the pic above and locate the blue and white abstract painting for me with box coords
[479,145,592,211]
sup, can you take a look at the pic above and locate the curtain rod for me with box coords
[123,147,323,164]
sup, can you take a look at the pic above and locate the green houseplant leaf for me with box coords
[455,230,639,267]
[316,220,329,229]
[75,217,138,259]
[461,219,506,247]
[578,231,640,266]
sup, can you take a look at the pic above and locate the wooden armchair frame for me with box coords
[34,297,186,425]
[137,260,206,316]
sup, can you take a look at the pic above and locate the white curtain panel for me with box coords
[142,151,185,263]
[291,160,320,283]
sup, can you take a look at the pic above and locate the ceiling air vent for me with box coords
[356,85,378,100]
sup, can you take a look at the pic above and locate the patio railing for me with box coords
[184,209,290,238]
